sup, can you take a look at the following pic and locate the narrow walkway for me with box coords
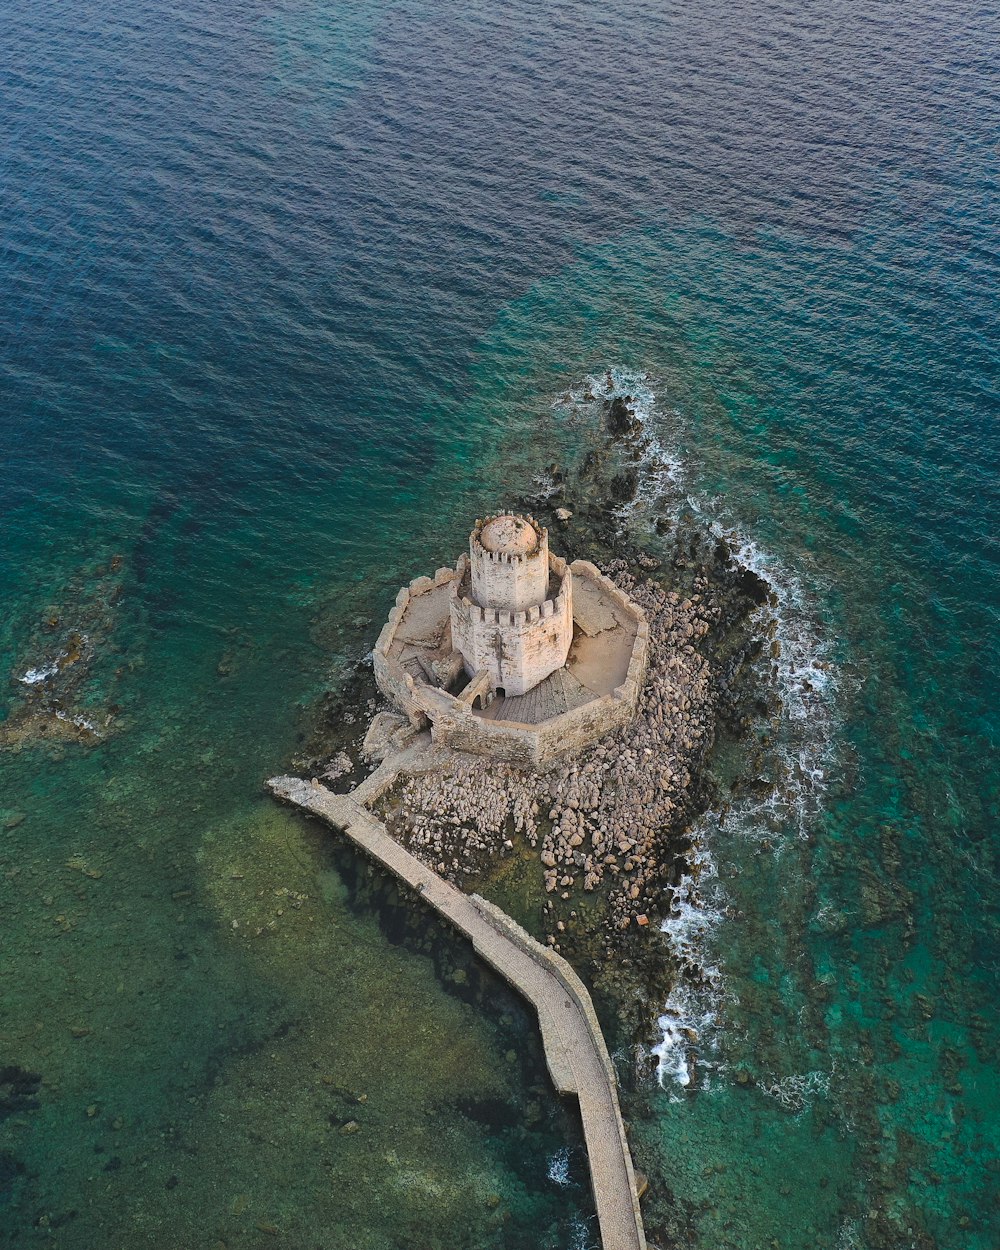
[268,773,647,1250]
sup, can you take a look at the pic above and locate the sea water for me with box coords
[2,2,998,1247]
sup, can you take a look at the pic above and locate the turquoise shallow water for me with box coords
[2,2,999,1247]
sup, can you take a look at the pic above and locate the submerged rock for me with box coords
[609,467,640,503]
[0,1067,41,1121]
[606,396,638,436]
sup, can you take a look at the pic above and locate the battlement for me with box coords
[373,543,649,767]
[449,546,573,697]
[468,512,550,616]
[475,547,536,566]
[469,512,546,567]
[456,569,571,630]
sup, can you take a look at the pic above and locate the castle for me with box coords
[449,514,573,697]
[372,513,649,768]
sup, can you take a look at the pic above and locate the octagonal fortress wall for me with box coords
[373,560,649,769]
[371,564,457,724]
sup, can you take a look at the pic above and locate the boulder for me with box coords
[606,396,637,436]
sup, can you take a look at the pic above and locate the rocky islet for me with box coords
[303,387,778,1069]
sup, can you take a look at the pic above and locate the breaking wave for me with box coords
[696,514,839,840]
[554,368,840,1092]
[54,709,101,734]
[649,536,838,1089]
[566,1212,598,1250]
[558,367,684,502]
[651,823,725,1092]
[758,1065,833,1114]
[19,660,61,685]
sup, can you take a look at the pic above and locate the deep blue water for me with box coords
[2,2,998,1247]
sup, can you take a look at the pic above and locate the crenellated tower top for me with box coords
[469,512,550,613]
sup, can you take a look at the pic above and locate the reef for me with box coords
[1,555,130,751]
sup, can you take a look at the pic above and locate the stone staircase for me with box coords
[492,667,593,724]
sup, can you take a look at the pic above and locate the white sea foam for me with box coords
[561,367,685,505]
[547,1146,572,1187]
[54,709,100,733]
[649,518,838,1089]
[758,1065,832,1114]
[652,830,725,1093]
[652,979,722,1092]
[836,1218,865,1250]
[628,421,685,508]
[566,1212,597,1250]
[553,368,841,1092]
[19,660,60,685]
[694,513,839,840]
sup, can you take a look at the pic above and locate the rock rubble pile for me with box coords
[391,758,541,877]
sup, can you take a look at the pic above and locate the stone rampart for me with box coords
[374,555,649,767]
[569,558,648,634]
[412,685,541,766]
[415,683,642,769]
[372,567,457,729]
[470,894,618,1087]
[470,894,647,1242]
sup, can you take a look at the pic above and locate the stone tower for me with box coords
[449,513,573,698]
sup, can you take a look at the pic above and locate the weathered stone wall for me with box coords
[372,567,457,728]
[411,615,648,768]
[412,686,541,766]
[469,514,549,612]
[568,557,646,629]
[470,894,647,1245]
[415,685,643,769]
[450,554,573,697]
[470,894,620,1089]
